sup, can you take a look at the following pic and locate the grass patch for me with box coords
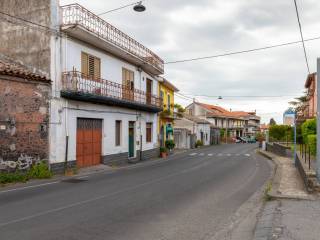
[263,181,273,202]
[0,161,52,185]
[0,172,29,185]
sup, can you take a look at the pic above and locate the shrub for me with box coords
[165,140,175,150]
[301,118,316,143]
[0,172,28,184]
[307,134,317,156]
[269,125,293,141]
[256,132,265,142]
[28,161,52,179]
[160,147,168,153]
[195,140,203,148]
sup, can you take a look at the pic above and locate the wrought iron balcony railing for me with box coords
[61,71,163,112]
[61,4,164,74]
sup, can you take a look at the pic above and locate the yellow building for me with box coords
[158,77,179,147]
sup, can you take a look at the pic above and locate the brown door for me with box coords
[76,118,102,168]
[146,79,152,104]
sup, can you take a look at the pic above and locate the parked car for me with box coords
[247,136,257,143]
[235,136,247,143]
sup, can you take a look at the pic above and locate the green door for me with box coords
[128,122,135,158]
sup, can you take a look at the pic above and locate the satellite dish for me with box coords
[133,2,146,12]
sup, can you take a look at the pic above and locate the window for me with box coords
[122,68,134,89]
[115,120,122,146]
[167,94,171,111]
[81,52,101,80]
[146,122,153,143]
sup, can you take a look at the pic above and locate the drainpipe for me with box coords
[138,68,143,161]
[64,101,69,172]
[316,59,320,181]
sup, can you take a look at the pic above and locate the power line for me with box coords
[293,0,310,74]
[164,36,320,64]
[0,10,59,35]
[98,1,146,16]
[182,93,301,98]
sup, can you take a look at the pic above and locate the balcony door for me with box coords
[122,68,134,101]
[146,79,152,104]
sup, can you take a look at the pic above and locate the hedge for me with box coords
[307,134,317,156]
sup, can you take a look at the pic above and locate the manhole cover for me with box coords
[62,178,88,183]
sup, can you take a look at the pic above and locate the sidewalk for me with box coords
[255,150,320,240]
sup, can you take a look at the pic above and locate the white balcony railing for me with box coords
[61,4,164,74]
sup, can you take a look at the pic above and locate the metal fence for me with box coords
[299,143,313,170]
[61,4,164,73]
[61,71,162,108]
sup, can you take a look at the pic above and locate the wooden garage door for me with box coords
[76,118,102,168]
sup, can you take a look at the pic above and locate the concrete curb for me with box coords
[257,150,314,201]
[253,149,316,240]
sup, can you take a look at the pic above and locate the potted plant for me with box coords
[160,147,168,158]
[195,140,203,148]
[165,140,175,152]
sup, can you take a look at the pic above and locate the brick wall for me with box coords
[0,75,51,161]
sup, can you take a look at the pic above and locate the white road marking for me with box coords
[0,181,60,194]
[208,154,213,156]
[189,153,197,156]
[0,162,215,227]
[245,154,251,157]
[226,154,231,156]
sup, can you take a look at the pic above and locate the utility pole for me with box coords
[225,117,228,144]
[294,113,297,167]
[316,59,320,181]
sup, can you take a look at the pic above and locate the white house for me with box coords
[174,115,211,147]
[0,1,164,172]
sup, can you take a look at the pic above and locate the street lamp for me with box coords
[133,1,146,12]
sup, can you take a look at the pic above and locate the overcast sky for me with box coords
[60,0,320,123]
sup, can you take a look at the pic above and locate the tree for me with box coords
[289,93,308,114]
[269,118,276,126]
[269,125,293,142]
[174,104,185,117]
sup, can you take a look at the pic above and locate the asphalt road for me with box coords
[0,144,271,240]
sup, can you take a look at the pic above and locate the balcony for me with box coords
[60,4,164,75]
[61,71,163,113]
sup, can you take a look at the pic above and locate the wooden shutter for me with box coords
[94,57,101,80]
[146,123,152,142]
[115,120,121,146]
[81,52,89,76]
[82,52,100,81]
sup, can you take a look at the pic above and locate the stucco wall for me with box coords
[49,99,158,164]
[62,38,158,94]
[0,0,52,77]
[196,123,211,145]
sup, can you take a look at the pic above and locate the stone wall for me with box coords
[0,0,52,77]
[0,75,51,162]
[266,142,292,157]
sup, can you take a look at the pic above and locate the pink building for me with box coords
[304,73,317,119]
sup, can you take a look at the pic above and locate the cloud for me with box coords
[60,0,320,123]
